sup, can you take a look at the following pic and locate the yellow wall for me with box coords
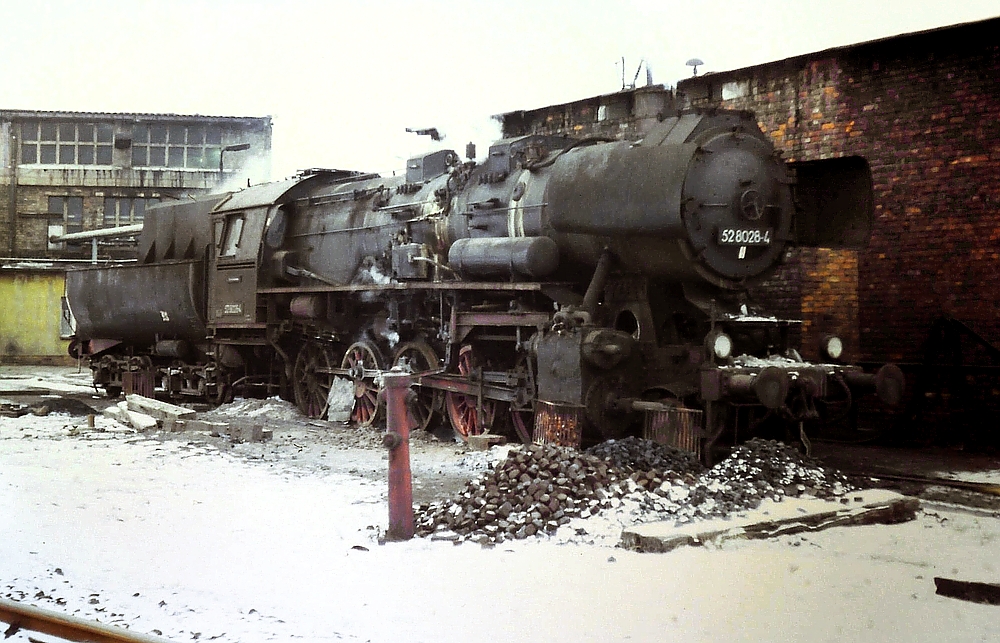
[0,271,70,359]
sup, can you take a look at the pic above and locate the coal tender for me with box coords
[66,109,903,460]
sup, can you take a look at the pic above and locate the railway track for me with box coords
[859,472,1000,496]
[0,597,172,643]
[844,470,1000,513]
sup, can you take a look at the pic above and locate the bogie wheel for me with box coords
[293,342,336,419]
[445,344,496,441]
[393,340,440,432]
[342,340,384,427]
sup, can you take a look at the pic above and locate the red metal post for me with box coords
[383,371,414,541]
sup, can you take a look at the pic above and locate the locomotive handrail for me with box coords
[286,216,435,238]
[256,281,570,294]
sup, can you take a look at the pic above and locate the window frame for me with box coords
[131,123,227,170]
[20,121,115,167]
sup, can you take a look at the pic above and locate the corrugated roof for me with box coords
[0,109,270,124]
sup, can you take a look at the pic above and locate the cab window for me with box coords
[220,214,245,257]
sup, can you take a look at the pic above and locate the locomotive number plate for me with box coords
[719,228,772,246]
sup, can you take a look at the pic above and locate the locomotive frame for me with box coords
[66,109,904,461]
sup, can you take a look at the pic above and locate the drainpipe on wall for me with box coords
[7,128,16,256]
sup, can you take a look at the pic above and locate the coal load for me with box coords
[586,436,705,477]
[415,438,857,545]
[415,443,615,543]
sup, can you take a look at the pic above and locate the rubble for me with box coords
[414,438,859,545]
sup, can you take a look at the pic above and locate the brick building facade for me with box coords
[500,17,1000,373]
[676,17,1000,367]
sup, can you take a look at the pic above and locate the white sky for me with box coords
[2,0,998,178]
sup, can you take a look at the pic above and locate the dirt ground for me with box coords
[3,365,1000,643]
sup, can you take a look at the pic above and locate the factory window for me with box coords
[103,197,160,227]
[131,123,225,169]
[48,196,84,234]
[20,121,113,165]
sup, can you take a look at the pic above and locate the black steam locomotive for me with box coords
[66,109,903,459]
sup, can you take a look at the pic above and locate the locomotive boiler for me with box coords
[67,109,904,460]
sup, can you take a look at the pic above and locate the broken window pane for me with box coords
[40,144,57,163]
[47,221,65,250]
[96,145,112,164]
[97,124,114,143]
[150,125,167,144]
[149,146,165,166]
[59,123,75,142]
[21,122,38,141]
[40,123,57,141]
[21,145,37,164]
[168,147,184,167]
[59,145,75,164]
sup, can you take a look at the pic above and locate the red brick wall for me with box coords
[681,20,1000,364]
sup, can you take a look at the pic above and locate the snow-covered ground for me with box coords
[2,369,999,642]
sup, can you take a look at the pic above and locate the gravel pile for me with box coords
[415,438,857,545]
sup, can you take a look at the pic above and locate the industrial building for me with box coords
[0,110,271,362]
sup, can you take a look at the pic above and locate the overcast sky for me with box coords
[2,0,998,178]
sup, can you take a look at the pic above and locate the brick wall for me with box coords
[501,86,674,143]
[680,20,1000,365]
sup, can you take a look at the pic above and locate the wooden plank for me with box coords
[125,394,196,422]
[0,597,174,643]
[934,578,1000,605]
[620,489,919,553]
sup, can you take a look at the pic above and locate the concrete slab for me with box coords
[468,433,506,451]
[620,489,919,553]
[126,394,196,422]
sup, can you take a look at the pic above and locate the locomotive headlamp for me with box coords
[821,335,844,361]
[707,331,733,361]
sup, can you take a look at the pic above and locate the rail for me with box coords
[0,597,174,643]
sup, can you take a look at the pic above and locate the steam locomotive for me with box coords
[66,109,903,460]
